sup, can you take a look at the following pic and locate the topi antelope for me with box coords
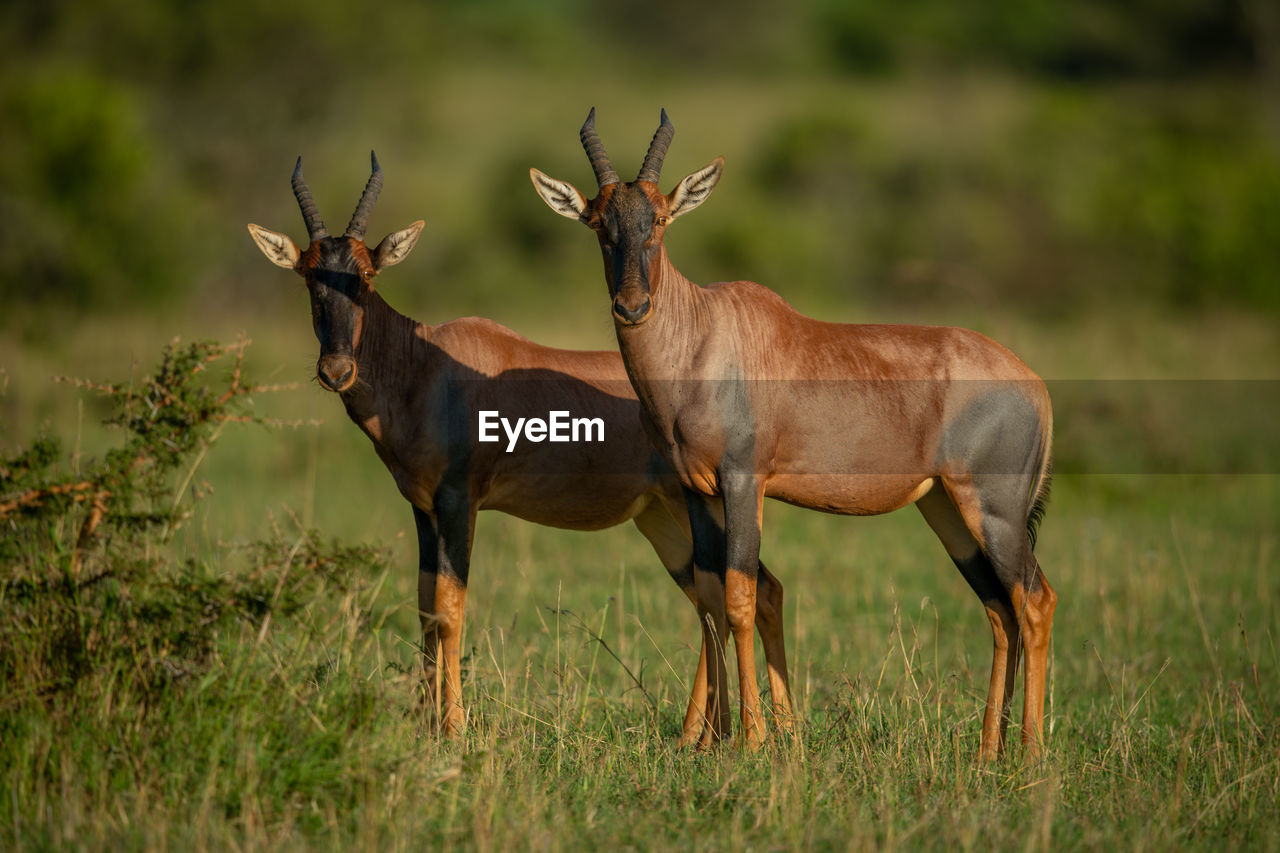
[531,110,1056,758]
[247,153,793,739]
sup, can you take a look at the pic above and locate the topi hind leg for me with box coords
[1012,560,1056,758]
[644,495,791,746]
[916,483,1020,760]
[944,473,1054,760]
[685,491,733,748]
[631,500,711,745]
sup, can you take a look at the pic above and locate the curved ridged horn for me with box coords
[292,156,328,240]
[636,108,674,184]
[345,151,384,238]
[579,107,619,188]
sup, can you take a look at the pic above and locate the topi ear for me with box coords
[529,168,589,221]
[666,157,723,222]
[371,220,425,271]
[247,224,302,270]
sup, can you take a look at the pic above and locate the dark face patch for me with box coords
[591,184,665,311]
[298,236,376,392]
[302,237,371,358]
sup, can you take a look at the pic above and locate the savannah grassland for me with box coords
[3,2,1280,849]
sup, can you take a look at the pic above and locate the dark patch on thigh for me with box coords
[668,559,696,589]
[414,505,439,574]
[951,551,1011,605]
[684,491,727,582]
[937,388,1042,480]
[939,388,1043,568]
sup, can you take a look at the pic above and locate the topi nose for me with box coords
[612,295,652,326]
[317,355,356,391]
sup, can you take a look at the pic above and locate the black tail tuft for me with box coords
[1026,463,1052,552]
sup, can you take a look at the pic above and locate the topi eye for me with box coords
[656,215,669,227]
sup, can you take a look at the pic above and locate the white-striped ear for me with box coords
[530,168,588,221]
[666,157,723,222]
[247,224,301,270]
[371,220,424,270]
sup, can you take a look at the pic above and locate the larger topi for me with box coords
[532,109,1056,759]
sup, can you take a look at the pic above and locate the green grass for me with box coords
[1,326,1275,849]
[6,477,1276,849]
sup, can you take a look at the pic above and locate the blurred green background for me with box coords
[2,0,1278,546]
[4,0,1279,318]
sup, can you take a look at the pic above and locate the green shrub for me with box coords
[0,338,390,719]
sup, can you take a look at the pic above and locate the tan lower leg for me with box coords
[980,599,1019,760]
[680,642,710,746]
[755,567,794,729]
[1014,574,1057,756]
[435,573,468,736]
[694,571,730,748]
[726,569,764,747]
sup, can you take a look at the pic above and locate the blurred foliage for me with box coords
[0,69,176,306]
[1,0,1278,323]
[815,0,1260,77]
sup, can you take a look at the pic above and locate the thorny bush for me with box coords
[0,338,389,716]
